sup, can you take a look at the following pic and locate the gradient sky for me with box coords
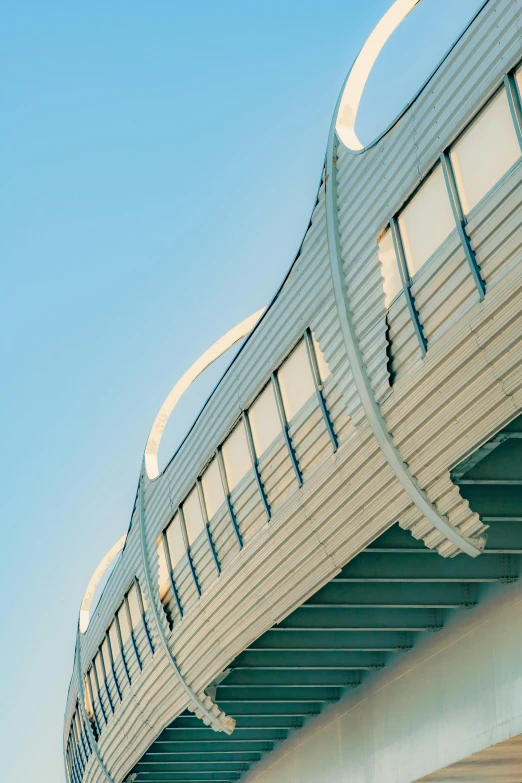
[1,1,485,780]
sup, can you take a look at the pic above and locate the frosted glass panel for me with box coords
[183,487,205,545]
[75,711,83,739]
[312,333,331,381]
[84,677,94,717]
[101,638,111,673]
[451,90,520,214]
[94,652,105,684]
[117,603,131,644]
[222,421,251,490]
[88,669,98,701]
[278,341,315,422]
[249,383,281,456]
[127,584,141,628]
[202,458,225,519]
[108,620,120,659]
[157,536,169,598]
[165,514,186,567]
[84,676,93,716]
[378,229,402,308]
[398,166,454,276]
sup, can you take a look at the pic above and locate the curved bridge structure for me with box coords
[64,2,522,783]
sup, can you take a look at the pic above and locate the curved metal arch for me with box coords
[79,535,127,634]
[336,0,423,150]
[325,0,483,558]
[75,632,116,783]
[145,308,266,480]
[137,469,236,734]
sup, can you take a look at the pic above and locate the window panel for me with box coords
[157,535,170,599]
[88,667,99,699]
[201,458,225,519]
[127,584,141,628]
[377,229,402,308]
[74,711,83,740]
[278,341,315,422]
[451,89,520,215]
[249,383,281,456]
[84,675,94,718]
[183,487,205,545]
[108,620,120,660]
[165,514,186,568]
[398,165,455,276]
[94,651,105,683]
[312,333,331,381]
[101,637,111,673]
[117,603,131,645]
[222,420,252,491]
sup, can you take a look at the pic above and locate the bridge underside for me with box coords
[131,414,522,783]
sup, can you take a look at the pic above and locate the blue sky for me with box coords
[1,1,485,780]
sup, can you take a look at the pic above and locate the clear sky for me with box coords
[1,1,485,780]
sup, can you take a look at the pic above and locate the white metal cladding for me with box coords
[64,2,522,781]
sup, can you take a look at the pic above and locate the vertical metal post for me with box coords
[84,670,101,737]
[81,711,93,753]
[114,612,132,686]
[90,663,107,725]
[66,746,76,783]
[216,447,244,547]
[440,151,485,300]
[504,72,522,150]
[303,329,338,452]
[196,478,221,575]
[97,646,114,714]
[105,631,122,702]
[161,528,184,619]
[389,216,428,356]
[77,719,88,773]
[271,373,303,487]
[179,505,202,597]
[71,751,81,783]
[72,719,85,772]
[124,592,142,672]
[135,578,155,655]
[242,413,271,521]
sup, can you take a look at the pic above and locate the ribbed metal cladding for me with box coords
[64,2,522,781]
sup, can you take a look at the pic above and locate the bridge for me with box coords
[63,1,522,782]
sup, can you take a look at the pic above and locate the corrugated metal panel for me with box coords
[470,160,522,286]
[411,231,480,347]
[67,2,522,781]
[257,435,295,511]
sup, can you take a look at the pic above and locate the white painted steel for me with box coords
[145,308,266,480]
[241,579,522,783]
[76,633,115,783]
[336,0,423,150]
[80,536,127,634]
[326,90,483,558]
[64,2,522,781]
[137,467,235,735]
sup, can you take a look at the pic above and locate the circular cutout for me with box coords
[336,0,423,150]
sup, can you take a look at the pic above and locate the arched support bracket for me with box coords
[79,536,127,634]
[325,2,485,558]
[336,0,424,151]
[145,308,266,480]
[75,633,116,783]
[137,466,235,734]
